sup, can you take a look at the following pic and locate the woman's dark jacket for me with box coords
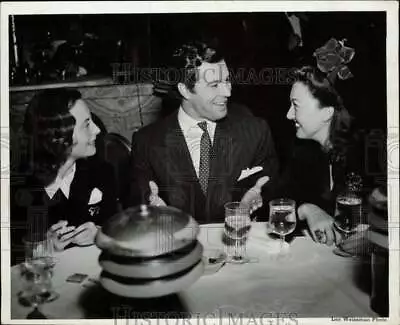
[270,137,370,217]
[10,157,117,265]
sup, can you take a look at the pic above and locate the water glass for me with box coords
[18,232,59,314]
[334,192,362,237]
[268,198,297,252]
[224,202,251,264]
[23,232,55,262]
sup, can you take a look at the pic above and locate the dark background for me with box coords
[10,12,388,181]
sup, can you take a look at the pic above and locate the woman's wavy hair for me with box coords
[293,66,354,163]
[23,88,81,186]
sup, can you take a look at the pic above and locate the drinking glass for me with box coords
[268,198,297,253]
[334,192,363,238]
[18,232,59,318]
[224,202,252,264]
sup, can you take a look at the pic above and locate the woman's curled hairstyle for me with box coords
[23,88,82,186]
[293,66,354,164]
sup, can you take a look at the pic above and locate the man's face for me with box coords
[184,60,232,122]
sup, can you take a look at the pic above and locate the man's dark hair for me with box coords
[166,38,224,98]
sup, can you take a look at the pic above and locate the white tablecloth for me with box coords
[10,222,376,319]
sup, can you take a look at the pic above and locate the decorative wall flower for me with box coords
[313,38,355,82]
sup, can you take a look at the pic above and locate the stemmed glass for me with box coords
[224,202,252,264]
[268,198,297,254]
[18,231,59,318]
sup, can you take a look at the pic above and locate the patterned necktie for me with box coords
[198,121,211,195]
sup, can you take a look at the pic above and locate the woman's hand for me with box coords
[70,222,99,246]
[47,220,77,251]
[48,221,99,251]
[297,203,342,246]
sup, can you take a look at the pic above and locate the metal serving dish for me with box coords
[99,260,204,298]
[96,205,204,298]
[99,240,203,279]
[95,205,200,258]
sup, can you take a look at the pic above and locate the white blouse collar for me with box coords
[45,163,76,199]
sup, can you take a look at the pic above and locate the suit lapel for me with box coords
[210,116,243,183]
[207,115,243,208]
[164,114,200,185]
[160,110,244,221]
[163,111,243,216]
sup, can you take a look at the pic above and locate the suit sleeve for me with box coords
[255,119,280,180]
[98,161,118,224]
[125,130,154,208]
[253,119,280,205]
[233,118,280,203]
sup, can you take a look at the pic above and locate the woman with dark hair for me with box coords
[288,66,353,160]
[10,88,117,264]
[277,52,365,246]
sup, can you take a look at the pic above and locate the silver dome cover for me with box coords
[95,205,199,257]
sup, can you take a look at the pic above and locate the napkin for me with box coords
[237,166,263,181]
[89,187,103,205]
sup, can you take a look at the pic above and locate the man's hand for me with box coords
[71,222,98,246]
[149,181,167,207]
[297,203,342,246]
[240,176,270,214]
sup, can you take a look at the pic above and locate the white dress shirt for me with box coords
[45,163,76,199]
[178,106,216,177]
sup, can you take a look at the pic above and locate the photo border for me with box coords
[1,1,398,325]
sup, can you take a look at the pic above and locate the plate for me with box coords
[100,260,204,298]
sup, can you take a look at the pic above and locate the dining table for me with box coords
[10,222,377,320]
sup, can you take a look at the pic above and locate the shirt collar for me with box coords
[178,106,216,136]
[45,162,76,199]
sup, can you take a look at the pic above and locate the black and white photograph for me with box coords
[1,1,399,324]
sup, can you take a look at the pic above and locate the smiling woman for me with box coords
[287,66,352,158]
[68,99,101,159]
[10,88,118,265]
[270,61,367,247]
